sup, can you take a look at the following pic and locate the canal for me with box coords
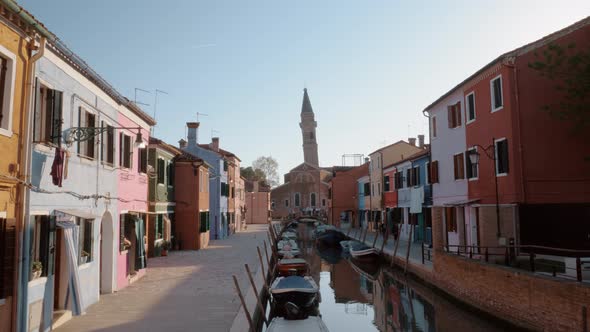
[263,223,523,332]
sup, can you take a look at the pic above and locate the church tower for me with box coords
[299,88,319,166]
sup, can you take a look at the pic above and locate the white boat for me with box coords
[349,241,379,258]
[281,231,298,240]
[340,240,353,252]
[267,316,330,332]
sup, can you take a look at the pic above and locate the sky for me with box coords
[19,0,590,180]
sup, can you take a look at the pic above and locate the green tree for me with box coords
[252,156,280,188]
[240,166,266,182]
[528,42,590,133]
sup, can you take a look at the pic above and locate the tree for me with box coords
[529,42,590,133]
[252,156,280,188]
[240,166,266,182]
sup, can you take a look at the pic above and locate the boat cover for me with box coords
[278,258,307,265]
[271,276,319,294]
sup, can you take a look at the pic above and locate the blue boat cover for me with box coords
[276,276,315,290]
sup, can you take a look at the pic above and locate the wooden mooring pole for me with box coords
[263,240,272,269]
[380,230,389,252]
[232,275,255,332]
[391,223,402,267]
[245,264,269,327]
[372,230,379,248]
[257,246,268,288]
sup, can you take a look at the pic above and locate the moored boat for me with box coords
[349,241,379,259]
[267,316,329,332]
[278,239,301,257]
[316,229,346,246]
[277,258,309,277]
[281,231,298,241]
[270,276,319,310]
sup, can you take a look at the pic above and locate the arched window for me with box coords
[294,193,300,207]
[309,132,314,140]
[310,193,316,207]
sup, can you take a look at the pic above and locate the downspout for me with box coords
[422,109,433,246]
[16,36,45,332]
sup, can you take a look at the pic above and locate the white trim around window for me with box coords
[467,146,479,181]
[431,115,437,138]
[466,91,476,124]
[0,44,17,137]
[490,74,503,113]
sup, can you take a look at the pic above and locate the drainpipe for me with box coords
[422,109,433,246]
[16,36,45,332]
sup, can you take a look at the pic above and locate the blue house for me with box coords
[181,122,231,240]
[409,149,433,245]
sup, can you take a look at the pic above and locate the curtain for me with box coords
[59,222,85,316]
[134,218,147,270]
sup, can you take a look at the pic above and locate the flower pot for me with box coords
[161,249,168,257]
[81,256,88,264]
[32,270,41,280]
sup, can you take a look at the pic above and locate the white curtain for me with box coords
[59,222,86,315]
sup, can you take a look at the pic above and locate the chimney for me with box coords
[211,137,219,152]
[178,139,187,149]
[186,122,200,148]
[253,181,259,192]
[408,137,416,146]
[418,135,425,148]
[364,157,370,164]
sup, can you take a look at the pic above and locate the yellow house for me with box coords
[0,7,37,332]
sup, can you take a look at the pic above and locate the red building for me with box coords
[329,164,369,227]
[461,17,590,249]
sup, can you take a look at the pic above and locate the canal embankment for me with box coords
[339,225,590,332]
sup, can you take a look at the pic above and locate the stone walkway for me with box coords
[57,224,270,332]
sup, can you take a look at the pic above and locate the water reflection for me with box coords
[294,224,510,332]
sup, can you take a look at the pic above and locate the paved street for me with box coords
[57,224,269,332]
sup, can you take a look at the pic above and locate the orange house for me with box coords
[174,154,211,250]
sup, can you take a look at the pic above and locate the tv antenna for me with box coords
[152,89,168,136]
[196,112,209,122]
[134,88,151,107]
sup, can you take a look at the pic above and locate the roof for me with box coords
[5,1,156,126]
[368,140,410,156]
[197,144,242,162]
[173,150,213,169]
[423,15,590,113]
[383,148,430,169]
[149,137,182,156]
[301,88,314,114]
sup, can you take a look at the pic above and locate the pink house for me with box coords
[116,104,155,290]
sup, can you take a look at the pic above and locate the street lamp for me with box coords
[466,138,502,239]
[66,125,146,149]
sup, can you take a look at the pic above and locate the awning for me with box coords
[56,209,100,219]
[442,199,480,207]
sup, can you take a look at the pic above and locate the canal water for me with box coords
[263,223,521,332]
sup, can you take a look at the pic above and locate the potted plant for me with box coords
[161,241,170,256]
[81,251,90,264]
[32,261,42,280]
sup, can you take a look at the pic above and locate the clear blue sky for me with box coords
[19,0,590,180]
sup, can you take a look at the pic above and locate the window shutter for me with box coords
[100,121,105,161]
[77,107,83,154]
[432,117,437,137]
[456,103,462,126]
[447,106,453,128]
[433,161,439,183]
[0,218,16,297]
[459,153,465,179]
[119,132,123,167]
[33,79,41,141]
[40,216,57,276]
[51,91,63,145]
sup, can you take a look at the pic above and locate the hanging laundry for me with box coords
[50,147,66,187]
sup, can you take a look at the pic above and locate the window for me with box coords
[311,193,316,207]
[285,199,289,207]
[0,50,16,136]
[309,132,314,140]
[453,153,465,180]
[294,193,300,207]
[425,162,430,184]
[378,182,381,195]
[223,160,228,172]
[363,183,370,196]
[383,176,390,192]
[119,133,131,169]
[394,172,402,189]
[119,214,128,252]
[199,170,203,192]
[432,116,437,138]
[328,188,332,199]
[0,218,15,298]
[77,108,96,158]
[221,182,229,197]
[33,84,63,145]
[430,161,439,183]
[157,158,165,184]
[322,199,326,207]
[199,211,210,232]
[466,147,478,179]
[101,122,115,165]
[491,75,503,111]
[466,92,476,122]
[76,218,93,265]
[447,102,462,128]
[406,169,411,187]
[30,216,55,279]
[139,148,148,174]
[167,162,174,186]
[495,138,509,175]
[445,207,457,233]
[372,183,375,196]
[155,215,163,240]
[412,166,420,186]
[231,187,235,198]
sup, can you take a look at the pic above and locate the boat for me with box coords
[339,240,353,252]
[278,239,301,257]
[267,316,329,332]
[316,242,343,264]
[316,229,346,246]
[270,276,319,311]
[281,231,298,241]
[277,258,309,277]
[298,217,319,224]
[349,241,379,259]
[348,256,380,281]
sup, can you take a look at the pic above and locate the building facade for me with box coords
[245,180,270,224]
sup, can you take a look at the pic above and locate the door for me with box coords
[53,228,61,310]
